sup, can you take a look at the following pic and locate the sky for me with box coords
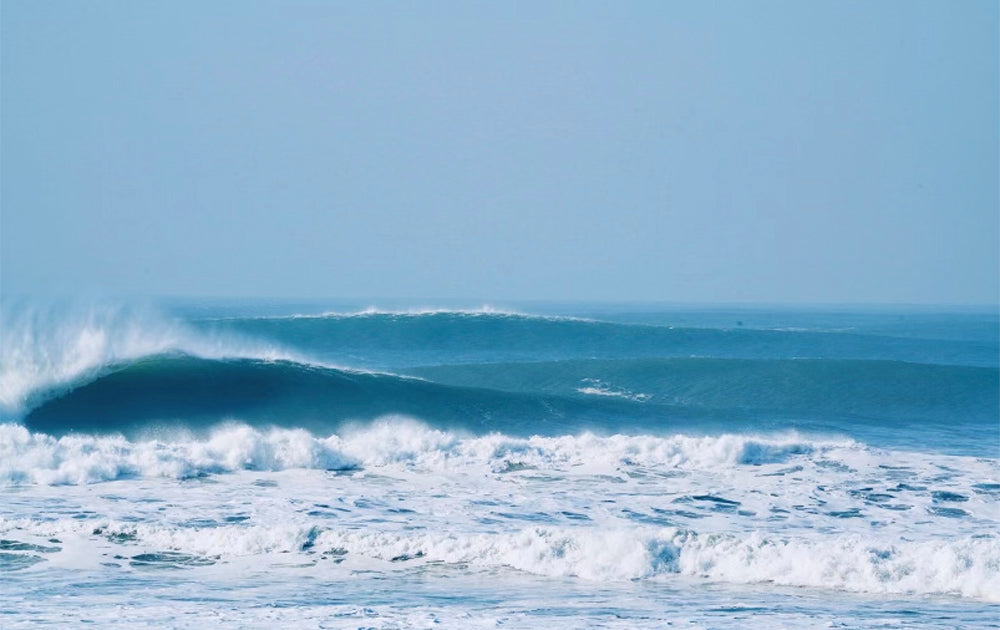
[2,0,997,304]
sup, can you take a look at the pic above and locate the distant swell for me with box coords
[409,358,999,423]
[193,310,1000,367]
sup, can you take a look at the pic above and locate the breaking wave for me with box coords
[3,515,996,601]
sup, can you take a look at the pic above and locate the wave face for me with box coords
[20,354,642,436]
[0,301,304,418]
[2,300,998,626]
[19,354,998,456]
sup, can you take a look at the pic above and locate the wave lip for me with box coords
[215,305,598,323]
[0,303,315,419]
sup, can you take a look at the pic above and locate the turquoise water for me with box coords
[1,301,997,627]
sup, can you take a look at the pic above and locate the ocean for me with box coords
[1,300,997,628]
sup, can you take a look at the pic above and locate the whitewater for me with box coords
[1,300,998,628]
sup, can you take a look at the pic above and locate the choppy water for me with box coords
[1,301,997,628]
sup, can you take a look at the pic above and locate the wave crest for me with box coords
[0,302,315,418]
[0,419,838,485]
[4,515,996,600]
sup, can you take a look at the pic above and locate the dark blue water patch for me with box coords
[92,526,138,544]
[651,507,705,520]
[390,551,425,563]
[223,514,250,523]
[0,552,45,570]
[494,511,554,523]
[560,511,591,521]
[388,507,417,514]
[674,495,743,514]
[826,509,864,518]
[0,539,60,553]
[646,540,681,574]
[890,483,927,492]
[299,527,321,551]
[931,491,968,503]
[926,506,970,518]
[129,551,216,568]
[791,504,821,515]
[689,495,741,506]
[320,548,348,564]
[868,548,895,561]
[621,509,675,526]
[865,492,896,503]
[847,489,896,504]
[972,483,1000,495]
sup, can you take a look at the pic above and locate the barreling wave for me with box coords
[19,354,691,435]
[18,351,997,445]
[0,301,313,419]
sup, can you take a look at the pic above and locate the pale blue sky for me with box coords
[2,1,997,303]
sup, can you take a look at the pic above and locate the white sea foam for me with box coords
[2,417,997,612]
[4,515,997,601]
[226,306,598,323]
[0,419,840,485]
[0,423,356,485]
[577,378,651,402]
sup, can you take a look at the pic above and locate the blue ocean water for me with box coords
[1,300,998,628]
